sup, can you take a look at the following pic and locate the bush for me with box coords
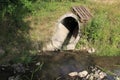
[0,0,33,20]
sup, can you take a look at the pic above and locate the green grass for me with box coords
[0,0,120,63]
[81,1,120,56]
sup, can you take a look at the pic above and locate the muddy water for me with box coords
[36,51,120,80]
[0,51,120,80]
[37,51,93,80]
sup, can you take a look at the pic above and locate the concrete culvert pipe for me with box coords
[43,13,80,51]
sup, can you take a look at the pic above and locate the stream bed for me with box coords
[0,51,120,80]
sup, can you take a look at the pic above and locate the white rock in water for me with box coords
[99,72,107,79]
[68,72,78,77]
[78,70,88,77]
[88,47,95,53]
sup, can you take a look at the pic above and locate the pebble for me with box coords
[99,72,107,79]
[68,72,78,77]
[78,70,88,77]
[1,68,5,70]
[8,75,20,80]
[8,76,14,80]
[36,62,41,66]
[87,47,95,53]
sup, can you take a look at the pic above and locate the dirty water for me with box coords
[0,51,120,80]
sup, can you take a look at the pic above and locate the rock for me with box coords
[78,70,88,77]
[12,63,25,73]
[36,62,40,66]
[1,67,5,70]
[99,72,107,79]
[8,75,20,80]
[80,46,96,54]
[91,66,98,72]
[68,72,78,77]
[94,69,101,78]
[8,76,14,80]
[87,47,95,54]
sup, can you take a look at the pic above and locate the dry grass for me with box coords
[92,0,119,4]
[24,2,74,46]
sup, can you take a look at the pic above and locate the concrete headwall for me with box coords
[43,13,80,51]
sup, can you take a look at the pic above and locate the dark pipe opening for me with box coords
[62,17,78,33]
[61,17,79,49]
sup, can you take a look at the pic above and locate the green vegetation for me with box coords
[77,1,120,56]
[0,0,120,63]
